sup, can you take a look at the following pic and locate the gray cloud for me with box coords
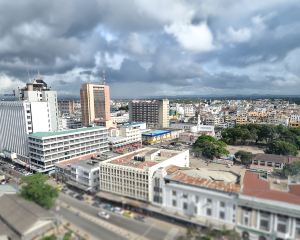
[0,0,300,97]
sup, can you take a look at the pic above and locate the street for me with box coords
[59,193,175,240]
[60,207,127,240]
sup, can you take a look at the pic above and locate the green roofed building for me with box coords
[28,127,109,172]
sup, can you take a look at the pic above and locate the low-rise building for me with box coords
[108,123,143,153]
[237,171,300,240]
[0,194,55,240]
[251,153,300,172]
[99,148,189,201]
[152,166,240,230]
[28,126,109,172]
[142,129,183,145]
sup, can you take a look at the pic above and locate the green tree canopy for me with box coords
[277,161,300,178]
[20,173,59,209]
[265,140,298,156]
[193,135,229,160]
[234,150,253,166]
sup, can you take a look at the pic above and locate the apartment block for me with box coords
[129,99,169,128]
[99,148,189,201]
[58,100,76,115]
[28,126,109,172]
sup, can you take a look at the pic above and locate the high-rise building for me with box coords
[80,83,111,127]
[129,99,169,128]
[0,77,59,161]
[16,76,59,131]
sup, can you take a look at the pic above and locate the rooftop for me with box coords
[253,153,300,164]
[29,126,106,138]
[103,148,182,170]
[142,129,171,137]
[242,171,300,205]
[165,166,241,193]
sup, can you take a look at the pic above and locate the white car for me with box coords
[98,211,110,219]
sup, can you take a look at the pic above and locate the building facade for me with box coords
[17,77,59,131]
[80,83,111,127]
[28,126,109,172]
[0,101,53,161]
[99,148,189,201]
[129,99,169,128]
[152,166,240,230]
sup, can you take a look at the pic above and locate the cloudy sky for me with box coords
[0,0,299,98]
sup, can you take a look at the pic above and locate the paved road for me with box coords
[59,193,171,240]
[60,207,127,240]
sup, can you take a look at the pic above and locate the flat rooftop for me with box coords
[30,126,106,138]
[142,130,171,137]
[165,166,241,193]
[104,148,183,170]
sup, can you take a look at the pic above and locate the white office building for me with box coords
[28,126,109,172]
[16,77,59,131]
[99,148,189,201]
[0,101,53,161]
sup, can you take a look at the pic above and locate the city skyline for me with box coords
[0,1,299,98]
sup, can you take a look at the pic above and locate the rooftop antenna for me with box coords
[102,69,106,85]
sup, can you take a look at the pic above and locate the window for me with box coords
[183,194,188,199]
[219,211,225,219]
[172,190,177,196]
[259,211,271,231]
[183,202,188,210]
[207,198,212,204]
[194,206,198,214]
[172,199,177,207]
[220,201,225,208]
[206,208,212,216]
[296,219,300,239]
[277,215,288,233]
[242,207,251,226]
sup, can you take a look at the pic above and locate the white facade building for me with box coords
[0,101,53,161]
[152,166,240,229]
[99,148,189,201]
[69,159,100,192]
[108,123,142,153]
[28,126,109,172]
[17,78,59,131]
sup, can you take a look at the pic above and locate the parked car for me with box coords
[112,207,124,215]
[98,211,110,219]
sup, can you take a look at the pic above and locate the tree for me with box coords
[277,161,300,178]
[265,140,298,156]
[193,135,229,160]
[234,151,253,167]
[20,173,59,209]
[177,227,240,240]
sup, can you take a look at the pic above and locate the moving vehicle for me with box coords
[98,211,110,219]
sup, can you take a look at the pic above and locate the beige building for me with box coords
[129,99,169,128]
[80,83,111,127]
[99,148,189,201]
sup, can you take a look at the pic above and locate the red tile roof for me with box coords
[167,166,241,193]
[243,171,300,205]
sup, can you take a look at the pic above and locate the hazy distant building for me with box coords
[129,99,169,128]
[80,83,111,127]
[58,100,76,115]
